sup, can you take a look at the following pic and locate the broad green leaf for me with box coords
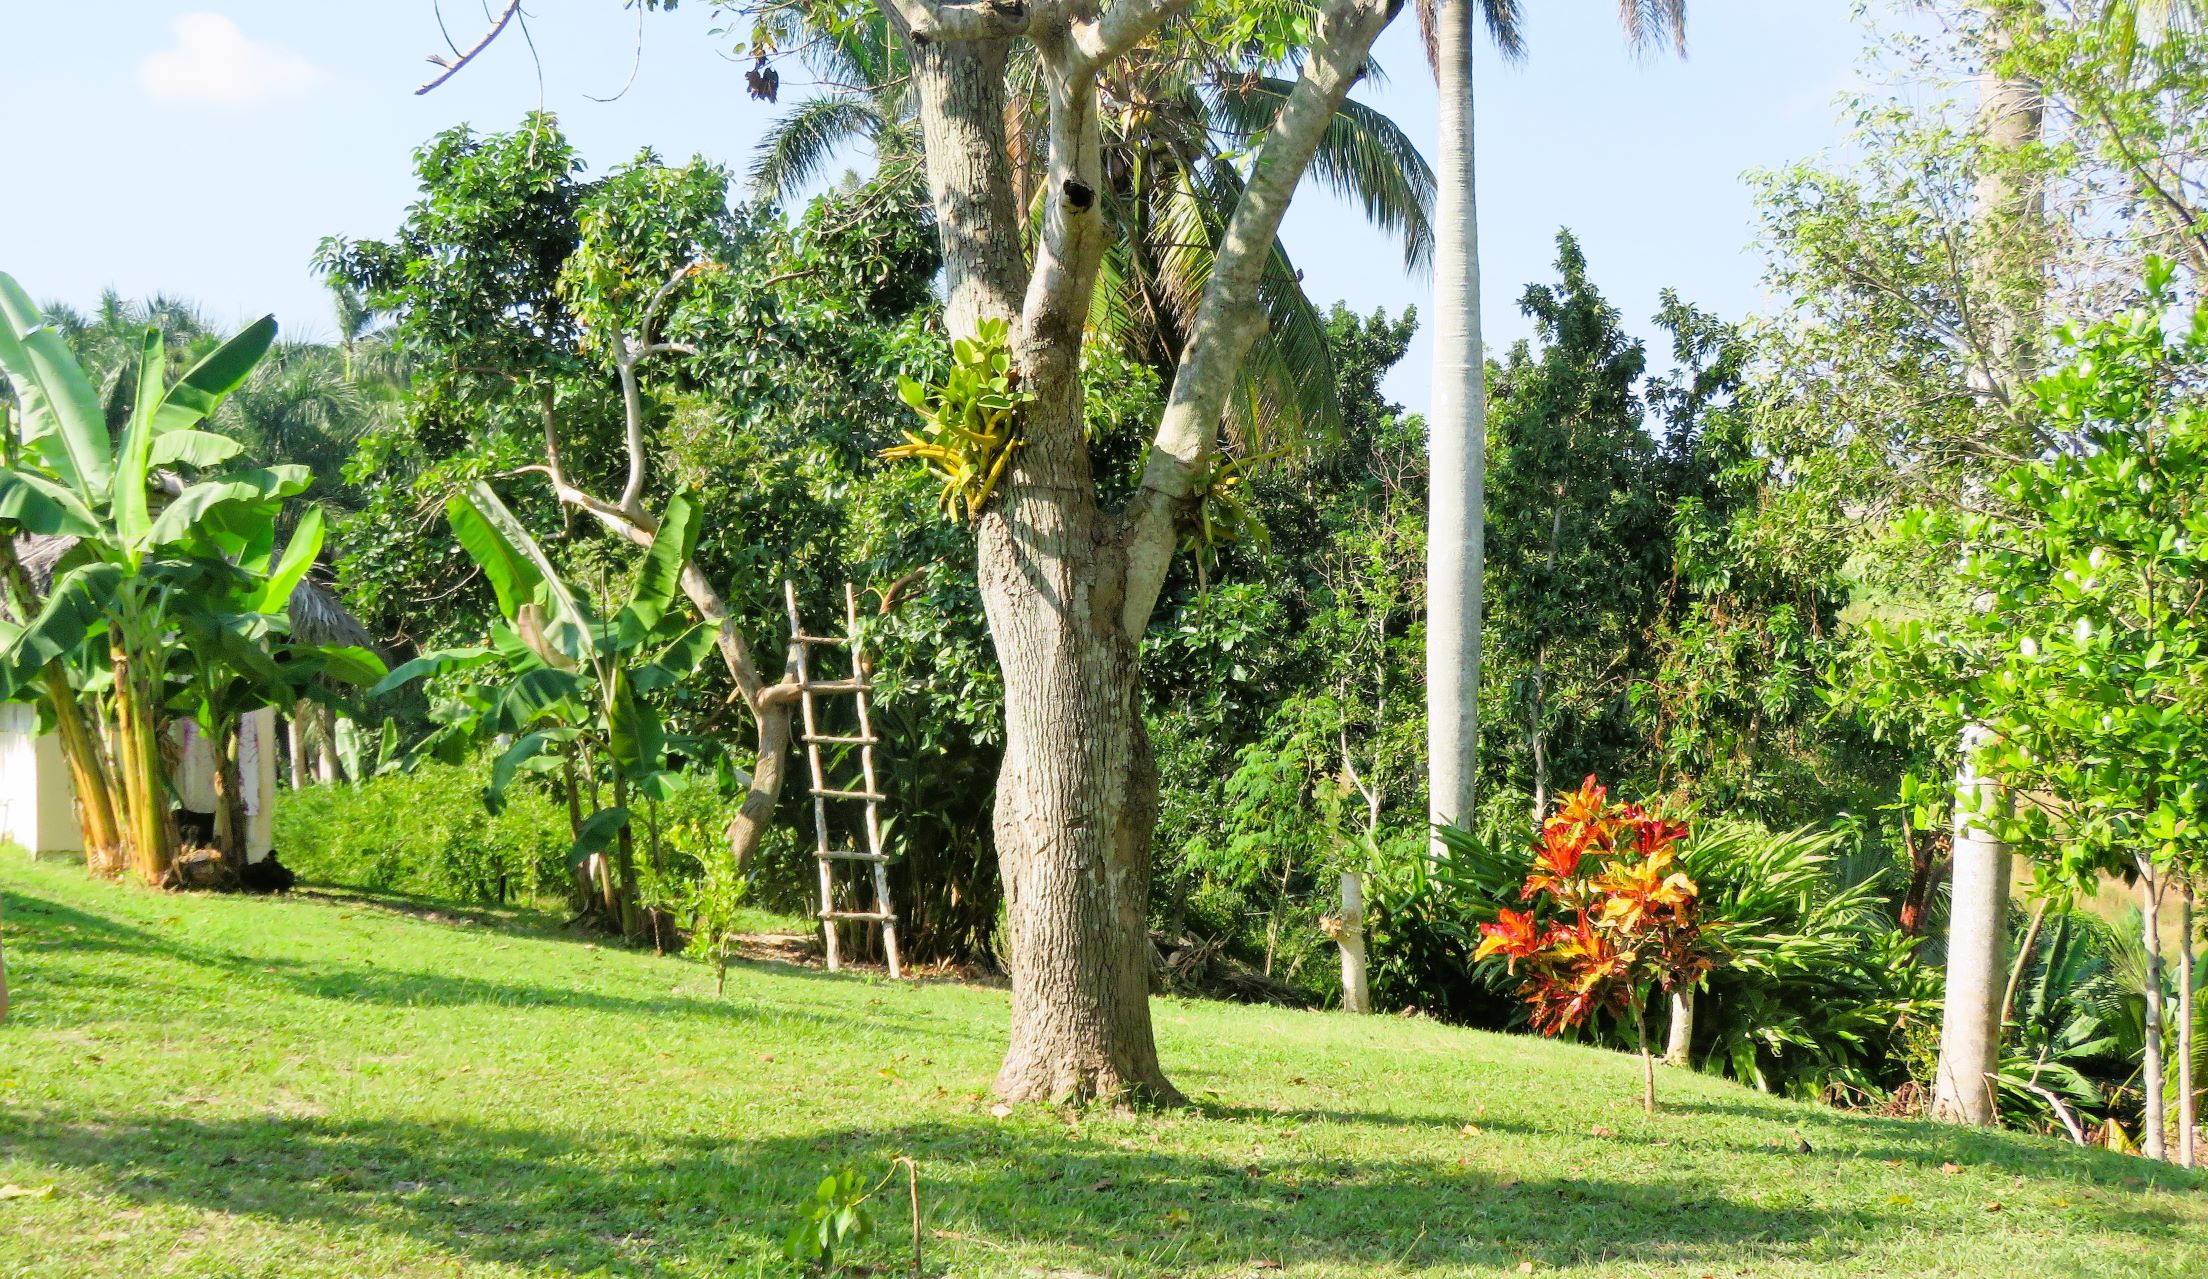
[111,326,168,544]
[485,729,560,814]
[492,666,588,732]
[148,429,245,470]
[152,315,277,432]
[445,491,542,621]
[608,671,665,780]
[0,468,99,536]
[0,562,121,698]
[308,644,388,688]
[257,506,325,616]
[0,274,111,497]
[367,648,494,698]
[568,806,632,867]
[145,466,310,548]
[653,620,717,675]
[623,491,699,636]
[463,482,595,660]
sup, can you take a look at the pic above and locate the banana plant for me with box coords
[0,272,327,884]
[372,482,715,936]
[166,505,387,870]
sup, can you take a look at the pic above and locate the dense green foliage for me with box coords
[274,760,573,902]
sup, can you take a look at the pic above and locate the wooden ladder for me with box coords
[784,581,903,979]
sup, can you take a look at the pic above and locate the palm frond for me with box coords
[750,96,900,204]
[1617,0,1687,57]
[1214,77,1436,271]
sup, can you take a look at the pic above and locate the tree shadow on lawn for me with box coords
[1665,1098,2204,1197]
[1,1109,1992,1276]
[0,889,960,1042]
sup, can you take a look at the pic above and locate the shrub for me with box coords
[274,761,571,903]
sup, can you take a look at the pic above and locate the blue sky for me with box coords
[0,2,1871,414]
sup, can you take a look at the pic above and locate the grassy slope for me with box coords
[0,857,2200,1279]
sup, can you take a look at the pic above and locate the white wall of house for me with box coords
[3,705,278,860]
[0,703,83,856]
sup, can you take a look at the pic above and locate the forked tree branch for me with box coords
[1071,0,1191,72]
[1117,0,1402,635]
[880,0,1033,42]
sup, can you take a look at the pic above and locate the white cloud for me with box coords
[138,13,327,107]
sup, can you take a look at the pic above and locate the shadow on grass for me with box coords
[0,888,966,1042]
[0,1107,1975,1276]
[1665,1098,2203,1195]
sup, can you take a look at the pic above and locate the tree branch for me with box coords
[1072,0,1192,72]
[417,0,522,95]
[879,0,1032,42]
[1117,0,1400,636]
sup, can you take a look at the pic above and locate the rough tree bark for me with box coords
[881,0,1400,1102]
[1426,0,1487,850]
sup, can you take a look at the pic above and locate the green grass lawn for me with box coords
[0,856,2200,1278]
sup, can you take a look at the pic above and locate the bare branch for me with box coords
[418,0,521,95]
[1118,0,1400,635]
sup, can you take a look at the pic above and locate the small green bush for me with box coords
[274,761,571,903]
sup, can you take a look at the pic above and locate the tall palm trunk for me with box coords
[1934,2,2043,1128]
[1427,0,1487,850]
[1932,722,2011,1125]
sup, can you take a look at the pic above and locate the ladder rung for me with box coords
[814,787,888,802]
[804,733,880,746]
[801,679,872,695]
[794,633,850,646]
[821,910,897,922]
[818,849,892,863]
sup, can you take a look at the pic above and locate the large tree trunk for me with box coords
[1427,0,1488,848]
[1932,723,2011,1126]
[892,0,1396,1103]
[980,498,1174,1103]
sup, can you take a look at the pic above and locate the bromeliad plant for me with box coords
[1474,776,1721,1112]
[881,318,1028,523]
[373,482,716,939]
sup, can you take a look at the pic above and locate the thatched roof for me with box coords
[11,533,375,651]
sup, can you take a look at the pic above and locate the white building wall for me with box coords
[0,704,82,856]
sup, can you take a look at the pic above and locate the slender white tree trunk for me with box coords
[1664,988,1695,1067]
[1426,0,1486,849]
[1932,723,2011,1125]
[2181,878,2196,1169]
[1338,870,1371,1013]
[2142,860,2168,1162]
